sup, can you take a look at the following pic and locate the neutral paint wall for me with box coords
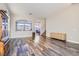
[40,18,46,35]
[46,4,79,44]
[6,3,39,38]
[9,8,46,38]
[0,4,7,10]
[10,13,36,38]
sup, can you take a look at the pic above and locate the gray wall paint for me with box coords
[46,4,79,44]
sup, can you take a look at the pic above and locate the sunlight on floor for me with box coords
[34,34,40,44]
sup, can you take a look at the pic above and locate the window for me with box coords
[16,20,32,31]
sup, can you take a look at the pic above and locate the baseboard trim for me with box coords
[67,40,79,44]
[66,41,79,50]
[10,37,32,40]
[47,36,79,50]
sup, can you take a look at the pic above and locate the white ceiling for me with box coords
[6,3,71,19]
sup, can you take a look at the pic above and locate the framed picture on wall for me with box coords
[16,20,32,31]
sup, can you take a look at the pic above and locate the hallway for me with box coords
[8,36,79,56]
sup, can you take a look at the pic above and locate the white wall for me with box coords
[0,4,7,10]
[40,17,46,35]
[10,13,36,38]
[8,6,46,38]
[4,3,70,39]
[46,4,79,44]
[6,3,39,38]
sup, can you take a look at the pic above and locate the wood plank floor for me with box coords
[8,35,79,56]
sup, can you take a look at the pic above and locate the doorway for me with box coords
[32,19,46,40]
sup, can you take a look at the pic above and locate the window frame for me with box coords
[16,20,32,31]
